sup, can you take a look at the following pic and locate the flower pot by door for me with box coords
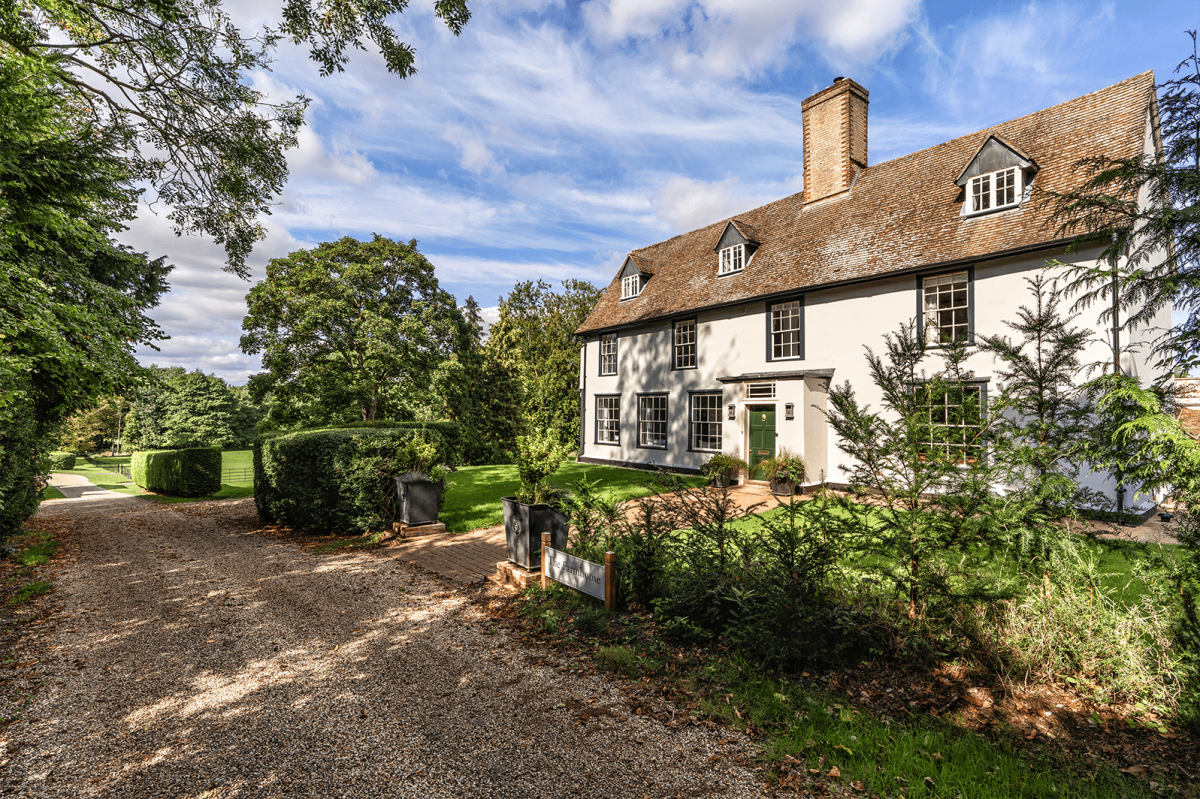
[502,496,568,570]
[394,473,444,526]
[770,475,797,497]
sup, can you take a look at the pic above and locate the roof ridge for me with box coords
[867,71,1154,172]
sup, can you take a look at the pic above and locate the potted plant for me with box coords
[502,432,570,569]
[755,448,806,496]
[701,453,749,488]
[394,439,448,527]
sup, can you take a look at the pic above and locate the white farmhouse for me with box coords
[574,73,1170,505]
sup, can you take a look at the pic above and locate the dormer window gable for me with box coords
[618,254,653,300]
[714,219,760,277]
[956,135,1038,217]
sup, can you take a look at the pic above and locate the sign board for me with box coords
[544,547,605,601]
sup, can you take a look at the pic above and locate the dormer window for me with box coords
[968,167,1021,214]
[621,273,641,299]
[719,243,745,275]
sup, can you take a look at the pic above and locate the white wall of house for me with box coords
[578,243,1170,507]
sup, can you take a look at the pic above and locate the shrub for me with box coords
[254,423,459,535]
[47,452,76,470]
[131,447,221,496]
[513,431,568,505]
[1,400,47,540]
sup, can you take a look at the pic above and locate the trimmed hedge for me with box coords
[254,423,460,536]
[47,452,76,470]
[131,447,222,497]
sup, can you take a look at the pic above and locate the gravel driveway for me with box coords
[2,492,763,798]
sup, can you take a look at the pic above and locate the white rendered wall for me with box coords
[579,244,1169,506]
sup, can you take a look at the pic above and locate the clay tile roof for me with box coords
[577,71,1155,335]
[627,252,655,275]
[728,218,761,246]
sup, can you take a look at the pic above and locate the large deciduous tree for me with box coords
[486,279,602,448]
[2,0,470,275]
[241,235,467,424]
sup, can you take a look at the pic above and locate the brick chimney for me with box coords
[801,77,869,204]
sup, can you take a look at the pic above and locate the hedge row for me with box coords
[254,423,460,536]
[131,447,222,497]
[47,452,76,470]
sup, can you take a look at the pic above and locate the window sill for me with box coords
[635,444,668,451]
[593,440,621,447]
[960,203,1022,219]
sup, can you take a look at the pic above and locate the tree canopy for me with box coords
[241,235,467,423]
[1,0,470,275]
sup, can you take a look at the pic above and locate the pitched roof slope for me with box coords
[577,72,1154,334]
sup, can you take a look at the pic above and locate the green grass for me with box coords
[516,585,1162,799]
[7,580,52,606]
[17,531,59,567]
[39,486,66,501]
[51,451,254,502]
[440,460,706,532]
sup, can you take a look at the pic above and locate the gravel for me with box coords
[2,494,764,798]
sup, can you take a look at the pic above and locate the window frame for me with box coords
[765,295,805,362]
[672,318,698,371]
[917,268,974,347]
[598,333,618,376]
[594,394,621,446]
[635,393,669,451]
[965,167,1023,216]
[913,380,988,464]
[621,272,641,300]
[687,390,724,453]
[718,243,745,276]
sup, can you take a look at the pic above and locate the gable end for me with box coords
[956,136,1037,187]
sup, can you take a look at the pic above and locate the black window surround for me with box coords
[594,394,621,446]
[671,318,698,371]
[598,333,618,376]
[635,392,669,450]
[765,295,805,362]
[687,390,724,453]
[916,266,975,348]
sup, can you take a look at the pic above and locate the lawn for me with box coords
[50,451,254,502]
[440,460,706,532]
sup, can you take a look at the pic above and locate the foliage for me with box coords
[825,324,1007,618]
[1166,499,1200,729]
[57,407,107,454]
[0,54,170,537]
[513,431,569,505]
[977,276,1106,563]
[131,447,222,497]
[242,235,468,424]
[486,279,603,447]
[0,398,44,540]
[124,367,262,451]
[1040,32,1200,373]
[3,0,470,275]
[457,295,521,464]
[700,453,749,484]
[254,423,459,535]
[46,452,75,470]
[753,447,806,485]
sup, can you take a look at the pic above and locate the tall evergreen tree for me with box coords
[977,276,1102,559]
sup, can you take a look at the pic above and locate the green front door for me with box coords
[747,405,776,472]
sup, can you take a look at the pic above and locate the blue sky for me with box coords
[125,0,1198,384]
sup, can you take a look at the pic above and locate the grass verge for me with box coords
[496,583,1179,799]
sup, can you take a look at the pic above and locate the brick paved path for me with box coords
[379,525,508,583]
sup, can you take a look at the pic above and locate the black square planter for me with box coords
[502,496,568,570]
[394,473,444,526]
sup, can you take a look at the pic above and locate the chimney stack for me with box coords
[801,77,869,204]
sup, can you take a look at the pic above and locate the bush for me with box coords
[47,452,76,470]
[1,400,48,540]
[131,447,222,496]
[513,431,568,505]
[254,423,459,535]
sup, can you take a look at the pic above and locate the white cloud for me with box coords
[582,0,921,78]
[654,175,783,232]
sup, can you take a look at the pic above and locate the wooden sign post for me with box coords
[540,532,617,610]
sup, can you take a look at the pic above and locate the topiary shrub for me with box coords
[131,447,221,497]
[47,452,76,470]
[254,423,460,535]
